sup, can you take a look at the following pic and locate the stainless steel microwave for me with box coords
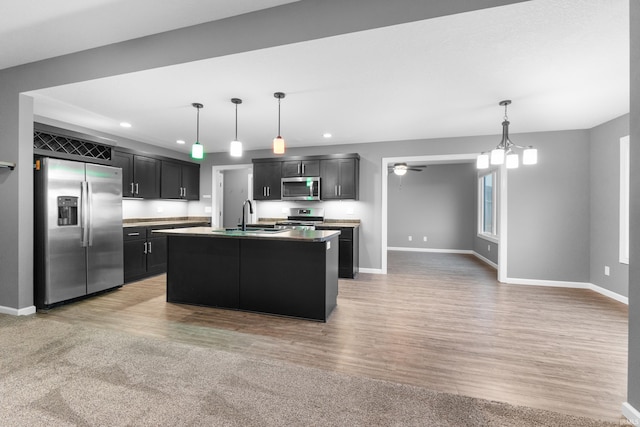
[281,177,321,201]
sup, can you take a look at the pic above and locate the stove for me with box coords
[275,208,325,230]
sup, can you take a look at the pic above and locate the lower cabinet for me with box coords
[316,225,359,278]
[123,227,168,283]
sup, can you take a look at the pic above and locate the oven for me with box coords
[275,208,325,230]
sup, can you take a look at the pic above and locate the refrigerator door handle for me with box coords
[81,181,89,247]
[87,181,94,247]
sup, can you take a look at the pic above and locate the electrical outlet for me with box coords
[204,206,212,213]
[604,266,610,276]
[408,235,412,241]
[488,245,491,252]
[423,236,427,242]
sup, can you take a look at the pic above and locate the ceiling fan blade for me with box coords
[407,168,422,171]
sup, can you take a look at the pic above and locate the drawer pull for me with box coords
[128,232,140,236]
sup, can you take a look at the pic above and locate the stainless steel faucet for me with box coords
[241,199,253,231]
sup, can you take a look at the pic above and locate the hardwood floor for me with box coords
[39,252,628,422]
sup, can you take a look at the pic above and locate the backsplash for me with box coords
[122,199,192,220]
[254,200,362,220]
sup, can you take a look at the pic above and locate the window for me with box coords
[478,170,498,241]
[620,135,630,264]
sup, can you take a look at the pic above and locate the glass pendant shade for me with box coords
[477,153,490,169]
[523,147,538,165]
[506,152,519,169]
[273,136,285,154]
[230,140,242,157]
[191,142,204,160]
[190,103,204,160]
[273,92,286,154]
[229,98,243,158]
[490,148,505,165]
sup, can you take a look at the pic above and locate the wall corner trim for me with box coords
[472,251,498,269]
[504,278,628,305]
[622,402,640,425]
[0,305,36,316]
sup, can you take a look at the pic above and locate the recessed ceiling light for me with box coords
[120,122,132,128]
[176,139,186,145]
[323,133,332,138]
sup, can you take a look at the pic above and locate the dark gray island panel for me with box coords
[160,228,340,322]
[166,236,240,309]
[240,238,338,321]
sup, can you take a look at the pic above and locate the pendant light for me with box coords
[230,98,243,157]
[273,92,286,154]
[477,100,537,169]
[190,102,204,160]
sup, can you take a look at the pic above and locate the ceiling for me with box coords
[11,0,630,155]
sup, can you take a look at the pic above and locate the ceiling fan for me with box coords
[388,162,427,176]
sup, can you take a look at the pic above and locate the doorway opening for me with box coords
[212,164,253,228]
[381,154,507,281]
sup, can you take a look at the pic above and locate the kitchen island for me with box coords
[154,227,340,322]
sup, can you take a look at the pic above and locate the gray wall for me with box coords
[629,0,640,413]
[590,114,630,297]
[387,163,476,250]
[223,169,251,228]
[506,130,591,282]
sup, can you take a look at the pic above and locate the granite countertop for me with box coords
[123,217,210,228]
[153,226,341,243]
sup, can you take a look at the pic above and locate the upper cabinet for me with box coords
[113,149,199,200]
[160,160,200,200]
[252,153,359,201]
[281,160,320,177]
[113,151,160,198]
[320,157,359,200]
[253,160,282,200]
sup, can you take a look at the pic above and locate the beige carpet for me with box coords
[0,314,623,426]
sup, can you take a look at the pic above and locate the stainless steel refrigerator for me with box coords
[35,157,124,309]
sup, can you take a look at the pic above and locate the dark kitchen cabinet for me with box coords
[320,157,359,200]
[282,160,320,177]
[123,227,169,283]
[113,151,160,198]
[123,222,209,283]
[161,160,200,200]
[316,225,359,278]
[253,160,282,200]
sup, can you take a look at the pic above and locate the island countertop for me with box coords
[153,226,340,242]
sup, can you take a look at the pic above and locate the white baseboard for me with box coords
[0,305,36,316]
[623,402,640,425]
[504,278,628,305]
[388,247,473,254]
[589,283,628,305]
[358,268,384,274]
[472,252,498,269]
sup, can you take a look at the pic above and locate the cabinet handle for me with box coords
[263,187,266,197]
[130,182,134,195]
[267,186,271,197]
[335,185,338,196]
[127,232,140,236]
[143,241,148,254]
[338,185,341,196]
[135,183,139,195]
[148,241,152,253]
[302,163,305,174]
[297,163,301,174]
[183,187,186,197]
